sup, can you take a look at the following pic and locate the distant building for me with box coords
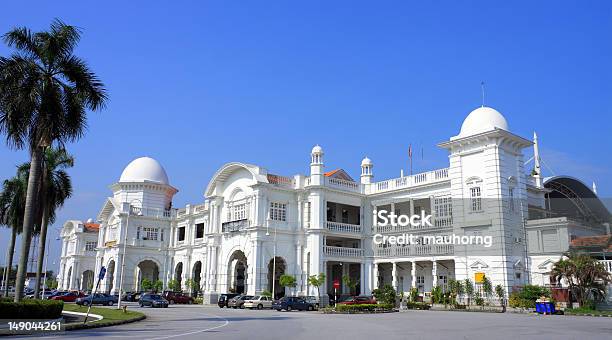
[58,106,611,304]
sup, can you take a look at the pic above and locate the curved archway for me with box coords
[81,270,94,292]
[228,250,247,294]
[267,257,287,299]
[192,261,202,297]
[175,262,184,290]
[106,260,115,293]
[66,266,73,290]
[136,260,160,291]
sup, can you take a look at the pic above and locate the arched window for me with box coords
[466,177,483,212]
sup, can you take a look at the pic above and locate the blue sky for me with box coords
[1,1,611,272]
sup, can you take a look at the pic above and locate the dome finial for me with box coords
[481,81,485,108]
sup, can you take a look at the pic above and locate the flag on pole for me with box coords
[408,144,413,175]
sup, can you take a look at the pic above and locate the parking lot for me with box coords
[11,302,612,340]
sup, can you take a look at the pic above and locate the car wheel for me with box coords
[232,306,237,309]
[286,306,292,312]
[139,302,143,307]
[169,300,175,305]
[108,301,114,306]
[308,305,313,311]
[276,309,282,311]
[257,304,263,310]
[240,304,245,309]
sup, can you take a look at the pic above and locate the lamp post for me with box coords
[41,233,59,299]
[117,199,142,310]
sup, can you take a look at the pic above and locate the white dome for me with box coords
[361,157,372,166]
[119,157,169,185]
[311,145,323,154]
[459,106,509,137]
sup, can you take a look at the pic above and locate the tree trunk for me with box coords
[14,146,43,302]
[34,206,49,299]
[3,227,17,297]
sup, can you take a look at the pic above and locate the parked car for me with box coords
[139,294,169,308]
[228,295,254,309]
[122,291,144,302]
[76,293,118,306]
[336,295,377,305]
[303,296,320,309]
[217,293,240,308]
[243,295,273,309]
[162,291,195,304]
[51,291,85,302]
[272,296,316,311]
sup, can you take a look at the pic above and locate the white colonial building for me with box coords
[58,106,611,304]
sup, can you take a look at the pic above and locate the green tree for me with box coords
[0,173,26,297]
[342,275,358,296]
[307,273,325,302]
[482,276,493,303]
[141,278,153,292]
[279,274,296,296]
[448,279,464,305]
[0,19,107,301]
[261,290,272,298]
[33,148,73,298]
[495,284,506,312]
[167,279,181,292]
[153,280,163,293]
[464,279,474,307]
[551,253,611,308]
[46,278,58,290]
[373,284,397,305]
[185,278,201,297]
[409,287,419,302]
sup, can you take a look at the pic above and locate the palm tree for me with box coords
[0,172,27,297]
[552,253,611,308]
[33,148,73,298]
[0,19,107,301]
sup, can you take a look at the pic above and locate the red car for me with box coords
[337,295,377,305]
[162,291,195,304]
[51,291,85,302]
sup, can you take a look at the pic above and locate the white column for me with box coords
[432,261,438,288]
[411,261,417,289]
[373,263,379,289]
[296,244,303,294]
[392,262,398,290]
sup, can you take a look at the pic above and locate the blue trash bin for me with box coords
[545,302,555,314]
[535,302,542,313]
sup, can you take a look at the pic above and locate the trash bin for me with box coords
[544,302,555,314]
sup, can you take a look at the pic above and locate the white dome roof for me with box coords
[459,106,509,137]
[311,145,323,154]
[361,157,372,166]
[119,157,169,185]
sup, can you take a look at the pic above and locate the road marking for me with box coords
[147,312,229,340]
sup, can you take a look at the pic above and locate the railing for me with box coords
[601,260,612,273]
[326,221,362,234]
[374,217,452,233]
[374,244,454,257]
[130,206,173,219]
[222,219,249,233]
[369,168,450,194]
[324,246,364,258]
[267,174,295,188]
[193,203,207,214]
[325,177,360,192]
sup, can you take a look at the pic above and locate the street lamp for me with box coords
[266,217,277,299]
[41,233,60,299]
[117,199,142,309]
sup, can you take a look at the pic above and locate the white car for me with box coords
[243,295,273,310]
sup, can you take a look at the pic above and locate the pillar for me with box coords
[411,261,417,289]
[432,261,438,288]
[373,263,379,289]
[392,262,398,290]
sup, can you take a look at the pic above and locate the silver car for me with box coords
[243,296,273,309]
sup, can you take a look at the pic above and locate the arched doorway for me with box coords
[66,266,73,289]
[175,262,183,290]
[136,260,160,291]
[192,261,202,297]
[81,270,94,292]
[106,260,115,294]
[268,257,286,299]
[228,250,247,294]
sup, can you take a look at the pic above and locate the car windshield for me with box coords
[241,296,253,300]
[251,296,260,300]
[149,295,162,300]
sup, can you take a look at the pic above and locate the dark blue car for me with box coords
[272,296,316,311]
[76,293,118,306]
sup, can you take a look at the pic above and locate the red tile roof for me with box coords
[570,235,612,252]
[84,223,100,232]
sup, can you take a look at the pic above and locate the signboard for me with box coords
[333,280,340,289]
[474,272,485,284]
[98,266,106,280]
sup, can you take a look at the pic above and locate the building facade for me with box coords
[58,106,611,303]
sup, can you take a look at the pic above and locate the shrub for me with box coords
[406,302,431,310]
[372,285,397,305]
[509,285,551,308]
[0,298,64,319]
[409,287,419,302]
[194,297,203,304]
[334,303,394,313]
[475,297,485,306]
[432,286,443,304]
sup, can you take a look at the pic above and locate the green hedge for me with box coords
[405,302,431,310]
[0,298,64,319]
[334,303,394,312]
[508,285,552,309]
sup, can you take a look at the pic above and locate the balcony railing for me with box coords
[374,244,454,257]
[326,221,362,234]
[325,177,360,192]
[374,217,453,233]
[130,206,174,219]
[324,246,364,258]
[601,260,612,273]
[267,174,295,188]
[368,168,449,194]
[222,219,249,233]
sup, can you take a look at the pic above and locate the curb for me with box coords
[563,313,612,317]
[63,311,146,331]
